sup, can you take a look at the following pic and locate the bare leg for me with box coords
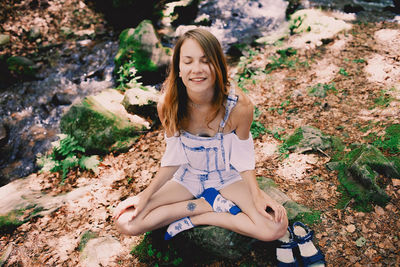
[189,180,288,242]
[115,180,213,236]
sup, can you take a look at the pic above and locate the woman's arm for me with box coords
[231,92,286,223]
[113,98,181,220]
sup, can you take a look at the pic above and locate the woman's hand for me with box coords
[253,189,287,223]
[113,193,149,221]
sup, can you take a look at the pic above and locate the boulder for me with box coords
[337,144,399,208]
[122,86,160,122]
[6,56,38,77]
[60,89,150,154]
[284,126,332,153]
[114,20,171,81]
[0,34,10,46]
[162,177,311,261]
[80,236,122,267]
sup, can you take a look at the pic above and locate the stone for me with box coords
[338,144,398,208]
[28,26,41,41]
[80,236,122,267]
[114,20,171,76]
[0,122,7,145]
[166,177,311,260]
[6,56,38,77]
[0,34,10,46]
[122,86,160,121]
[60,89,150,154]
[284,125,332,153]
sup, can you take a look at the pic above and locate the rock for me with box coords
[6,56,38,77]
[122,86,160,122]
[337,144,399,208]
[60,26,73,37]
[114,20,171,82]
[60,89,150,154]
[284,126,332,153]
[287,9,353,49]
[167,177,311,260]
[0,122,7,146]
[0,34,10,46]
[51,92,73,106]
[28,26,41,41]
[80,236,122,267]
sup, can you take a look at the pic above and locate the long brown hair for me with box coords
[161,28,229,134]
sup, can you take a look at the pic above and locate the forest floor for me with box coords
[1,1,400,266]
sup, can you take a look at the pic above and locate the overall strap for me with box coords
[219,86,238,132]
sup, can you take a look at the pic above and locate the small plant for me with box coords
[250,107,266,138]
[265,48,301,73]
[116,59,143,91]
[339,68,349,76]
[131,232,183,266]
[37,134,100,182]
[353,58,365,63]
[235,48,260,93]
[308,82,336,98]
[372,89,393,108]
[289,15,305,35]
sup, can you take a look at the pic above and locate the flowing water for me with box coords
[0,0,398,186]
[0,38,118,185]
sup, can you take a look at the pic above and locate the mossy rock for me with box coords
[121,86,160,122]
[6,56,38,77]
[159,177,312,261]
[60,89,150,154]
[114,20,171,75]
[284,125,332,153]
[337,144,398,209]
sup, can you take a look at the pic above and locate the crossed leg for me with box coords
[115,179,288,242]
[115,180,212,236]
[190,180,288,241]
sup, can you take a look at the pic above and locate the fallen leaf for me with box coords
[346,224,356,233]
[355,236,366,247]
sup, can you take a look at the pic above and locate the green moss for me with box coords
[78,230,98,251]
[131,232,183,266]
[115,21,159,74]
[0,211,24,235]
[60,103,141,155]
[291,210,321,226]
[284,127,303,149]
[373,124,400,154]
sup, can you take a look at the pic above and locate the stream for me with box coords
[0,0,398,186]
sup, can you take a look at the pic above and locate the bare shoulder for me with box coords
[230,87,254,138]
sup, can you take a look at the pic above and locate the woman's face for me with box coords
[179,38,216,95]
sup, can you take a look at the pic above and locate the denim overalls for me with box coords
[169,90,244,197]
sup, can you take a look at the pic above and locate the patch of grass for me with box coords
[308,82,337,98]
[339,68,349,76]
[251,107,266,138]
[372,89,393,108]
[291,210,322,226]
[265,47,301,73]
[372,124,400,154]
[131,232,183,266]
[352,58,365,63]
[0,212,24,235]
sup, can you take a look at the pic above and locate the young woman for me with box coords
[113,28,288,242]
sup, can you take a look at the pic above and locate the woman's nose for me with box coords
[192,61,202,72]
